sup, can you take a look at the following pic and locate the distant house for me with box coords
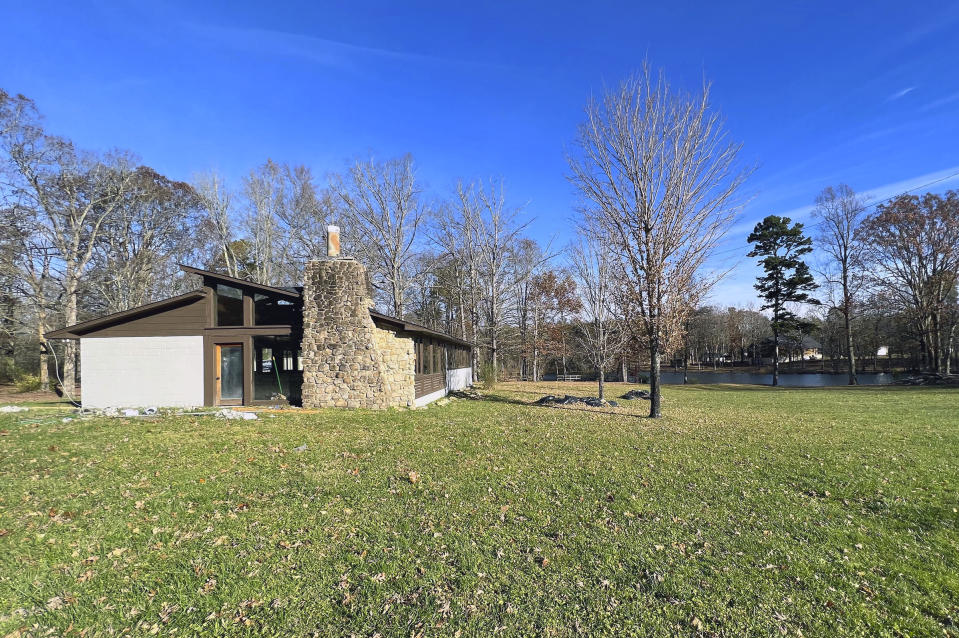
[47,258,472,410]
[758,335,822,364]
[797,336,822,361]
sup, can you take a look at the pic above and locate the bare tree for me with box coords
[89,168,204,312]
[243,160,293,286]
[860,191,959,373]
[334,154,428,316]
[737,305,771,365]
[193,169,240,277]
[470,180,550,381]
[430,200,472,341]
[568,63,751,417]
[813,184,867,384]
[569,230,627,399]
[1,90,140,392]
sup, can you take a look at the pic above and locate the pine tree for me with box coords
[747,215,819,385]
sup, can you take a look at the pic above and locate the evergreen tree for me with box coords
[747,215,819,385]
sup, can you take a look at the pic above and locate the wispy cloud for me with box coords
[720,165,959,261]
[919,91,959,112]
[887,86,916,101]
[708,165,959,307]
[185,22,488,72]
[860,165,959,203]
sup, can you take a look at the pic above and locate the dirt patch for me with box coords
[0,384,74,406]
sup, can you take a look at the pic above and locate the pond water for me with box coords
[656,371,896,386]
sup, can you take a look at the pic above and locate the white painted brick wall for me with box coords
[80,336,204,408]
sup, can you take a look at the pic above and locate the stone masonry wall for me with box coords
[300,259,415,409]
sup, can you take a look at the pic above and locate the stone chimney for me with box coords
[299,257,414,409]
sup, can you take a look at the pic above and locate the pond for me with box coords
[656,371,896,386]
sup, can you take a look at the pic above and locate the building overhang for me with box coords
[45,290,207,339]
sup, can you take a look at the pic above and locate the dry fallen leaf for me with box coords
[408,471,419,484]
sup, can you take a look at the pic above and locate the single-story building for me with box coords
[47,256,472,409]
[758,335,823,364]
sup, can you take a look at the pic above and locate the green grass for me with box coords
[1,382,957,636]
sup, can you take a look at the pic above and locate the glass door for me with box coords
[216,343,243,405]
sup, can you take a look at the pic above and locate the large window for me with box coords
[252,336,303,405]
[216,284,244,326]
[254,293,296,325]
[447,344,469,369]
[414,337,424,374]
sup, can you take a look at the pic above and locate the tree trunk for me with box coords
[649,332,662,418]
[562,336,567,377]
[470,320,479,382]
[844,309,858,385]
[490,330,498,383]
[38,328,50,392]
[945,323,955,375]
[62,276,79,395]
[772,327,780,386]
[598,368,605,400]
[683,348,689,384]
[531,310,539,382]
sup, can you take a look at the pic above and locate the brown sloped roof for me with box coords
[369,310,473,348]
[178,264,301,298]
[45,290,207,339]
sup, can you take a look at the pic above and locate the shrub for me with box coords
[14,374,42,393]
[0,358,19,384]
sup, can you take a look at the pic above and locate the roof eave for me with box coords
[45,289,207,339]
[369,310,473,348]
[179,264,301,299]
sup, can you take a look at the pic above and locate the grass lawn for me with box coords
[1,382,957,636]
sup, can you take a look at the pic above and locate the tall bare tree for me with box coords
[569,230,627,399]
[470,180,549,381]
[334,154,428,316]
[90,168,203,312]
[813,184,867,384]
[430,201,473,340]
[1,90,140,392]
[860,191,959,373]
[193,169,240,277]
[568,63,751,416]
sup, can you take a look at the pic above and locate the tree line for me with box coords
[2,61,957,416]
[746,186,959,385]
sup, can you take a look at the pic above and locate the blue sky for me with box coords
[3,1,959,307]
